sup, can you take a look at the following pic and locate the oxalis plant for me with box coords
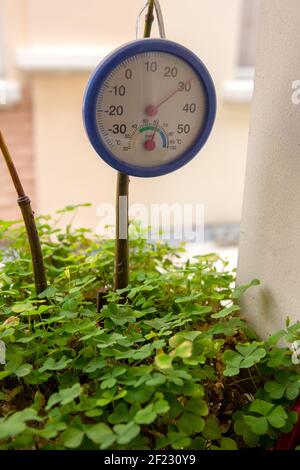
[0,206,300,450]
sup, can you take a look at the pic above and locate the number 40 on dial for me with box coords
[83,38,216,178]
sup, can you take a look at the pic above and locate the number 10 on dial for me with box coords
[83,39,216,177]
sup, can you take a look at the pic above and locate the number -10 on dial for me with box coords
[83,39,216,177]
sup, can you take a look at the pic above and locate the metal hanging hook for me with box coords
[154,0,166,38]
[136,0,166,39]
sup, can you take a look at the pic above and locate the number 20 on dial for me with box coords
[83,39,216,177]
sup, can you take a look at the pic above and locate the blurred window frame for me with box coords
[222,0,260,103]
[238,0,260,70]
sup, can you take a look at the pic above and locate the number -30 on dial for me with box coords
[83,39,216,177]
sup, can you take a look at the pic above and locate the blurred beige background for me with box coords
[0,0,259,234]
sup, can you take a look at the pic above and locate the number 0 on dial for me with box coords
[83,39,216,177]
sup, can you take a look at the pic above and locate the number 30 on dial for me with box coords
[83,39,216,177]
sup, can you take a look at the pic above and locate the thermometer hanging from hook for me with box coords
[83,1,216,178]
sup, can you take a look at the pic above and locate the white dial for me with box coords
[96,51,207,168]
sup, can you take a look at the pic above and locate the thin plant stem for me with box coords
[144,0,155,38]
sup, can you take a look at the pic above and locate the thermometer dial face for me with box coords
[83,39,216,177]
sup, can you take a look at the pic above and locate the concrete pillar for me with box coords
[237,0,300,338]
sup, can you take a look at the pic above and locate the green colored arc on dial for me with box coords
[139,126,168,148]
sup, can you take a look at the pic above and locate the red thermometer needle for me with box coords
[146,79,193,117]
[144,122,159,152]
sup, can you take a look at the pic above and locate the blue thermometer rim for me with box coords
[83,38,217,178]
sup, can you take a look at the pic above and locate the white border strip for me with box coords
[0,80,21,107]
[222,79,254,103]
[16,45,113,72]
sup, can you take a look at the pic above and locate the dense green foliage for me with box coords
[0,205,300,450]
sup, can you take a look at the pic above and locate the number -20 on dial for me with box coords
[83,39,216,177]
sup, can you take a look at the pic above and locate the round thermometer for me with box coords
[83,39,216,177]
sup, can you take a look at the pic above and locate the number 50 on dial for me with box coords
[83,39,216,178]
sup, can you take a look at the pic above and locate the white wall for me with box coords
[238,0,300,337]
[0,0,5,76]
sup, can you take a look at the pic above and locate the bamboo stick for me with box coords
[114,0,156,290]
[0,131,47,295]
